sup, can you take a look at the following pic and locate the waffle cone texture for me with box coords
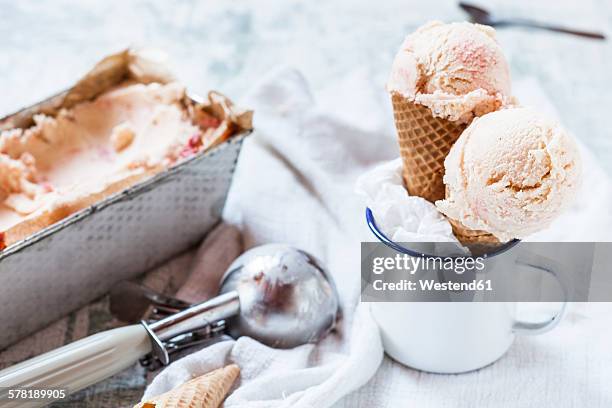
[135,364,240,408]
[391,92,466,203]
[448,218,499,245]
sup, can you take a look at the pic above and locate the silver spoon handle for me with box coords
[495,18,606,39]
[0,325,151,407]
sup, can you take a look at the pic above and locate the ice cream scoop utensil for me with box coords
[0,244,339,407]
[459,2,606,40]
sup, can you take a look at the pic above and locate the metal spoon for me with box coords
[459,2,606,40]
[0,244,339,407]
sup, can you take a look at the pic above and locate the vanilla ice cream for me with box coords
[435,107,581,242]
[0,81,238,244]
[388,21,513,124]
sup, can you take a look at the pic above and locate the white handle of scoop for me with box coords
[0,325,151,407]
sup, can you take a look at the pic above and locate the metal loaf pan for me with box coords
[0,50,252,349]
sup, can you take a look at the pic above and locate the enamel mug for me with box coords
[365,208,566,373]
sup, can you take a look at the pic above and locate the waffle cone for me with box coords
[448,218,498,245]
[392,93,466,203]
[135,364,240,408]
[448,218,500,256]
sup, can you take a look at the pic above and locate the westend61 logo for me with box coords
[372,253,486,275]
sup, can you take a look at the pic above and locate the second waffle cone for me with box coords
[448,218,499,244]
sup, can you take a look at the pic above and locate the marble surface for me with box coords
[1,0,611,173]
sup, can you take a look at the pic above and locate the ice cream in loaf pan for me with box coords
[0,50,252,249]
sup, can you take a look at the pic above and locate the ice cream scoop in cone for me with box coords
[437,108,582,249]
[135,364,240,408]
[388,21,513,203]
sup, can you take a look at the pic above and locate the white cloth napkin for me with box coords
[143,68,612,407]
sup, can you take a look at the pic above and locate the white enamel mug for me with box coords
[365,208,566,373]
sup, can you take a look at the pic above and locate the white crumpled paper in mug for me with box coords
[354,158,469,256]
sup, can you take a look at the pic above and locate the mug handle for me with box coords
[512,252,568,335]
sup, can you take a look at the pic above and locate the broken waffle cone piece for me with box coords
[391,93,466,203]
[134,364,240,408]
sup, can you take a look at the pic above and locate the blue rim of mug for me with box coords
[365,207,520,259]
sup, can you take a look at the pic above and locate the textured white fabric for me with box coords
[143,68,612,407]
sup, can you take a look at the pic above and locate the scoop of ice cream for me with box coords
[387,21,513,123]
[435,107,581,242]
[0,152,48,214]
[0,82,203,232]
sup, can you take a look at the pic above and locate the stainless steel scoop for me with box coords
[0,244,339,406]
